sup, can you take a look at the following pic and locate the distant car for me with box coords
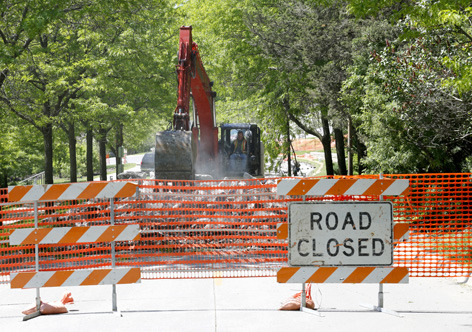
[140,152,155,173]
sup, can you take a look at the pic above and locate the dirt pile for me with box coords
[291,138,322,151]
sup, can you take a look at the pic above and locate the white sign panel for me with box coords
[289,202,393,266]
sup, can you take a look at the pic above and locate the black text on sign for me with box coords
[288,202,393,266]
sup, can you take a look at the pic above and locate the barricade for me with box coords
[6,181,141,320]
[0,174,471,287]
[276,177,411,314]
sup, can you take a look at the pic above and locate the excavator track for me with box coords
[155,131,196,180]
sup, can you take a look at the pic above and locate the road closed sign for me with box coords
[288,202,393,267]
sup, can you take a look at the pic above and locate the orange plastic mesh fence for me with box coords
[0,174,471,283]
[387,173,472,278]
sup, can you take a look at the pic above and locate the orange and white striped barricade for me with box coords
[8,181,140,320]
[276,178,410,197]
[276,177,409,314]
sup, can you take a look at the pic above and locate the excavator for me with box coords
[155,26,264,180]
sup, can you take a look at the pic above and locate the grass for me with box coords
[54,163,137,183]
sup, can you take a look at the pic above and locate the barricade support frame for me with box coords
[6,181,140,320]
[276,174,410,315]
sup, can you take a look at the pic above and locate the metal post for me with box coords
[34,201,41,311]
[360,173,402,317]
[378,173,384,309]
[110,198,118,312]
[300,283,306,310]
[23,201,42,321]
[378,283,384,308]
[300,195,306,311]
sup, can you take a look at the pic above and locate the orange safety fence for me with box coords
[0,174,471,284]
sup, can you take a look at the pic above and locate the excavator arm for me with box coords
[155,26,218,180]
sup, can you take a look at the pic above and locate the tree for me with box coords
[1,0,178,184]
[343,0,472,173]
[353,30,472,172]
[72,0,177,180]
[0,110,43,187]
[0,1,105,183]
[341,19,402,174]
[347,0,472,93]
[242,0,361,175]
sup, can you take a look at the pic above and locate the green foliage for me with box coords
[2,0,472,182]
[347,0,472,94]
[0,0,180,183]
[0,114,43,186]
[343,20,472,173]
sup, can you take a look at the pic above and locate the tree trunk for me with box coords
[115,123,123,178]
[356,140,366,175]
[282,98,292,176]
[334,127,347,175]
[351,125,366,175]
[98,127,108,181]
[86,128,94,182]
[347,117,353,175]
[0,172,7,189]
[286,119,291,177]
[67,122,77,182]
[321,117,334,176]
[43,123,54,184]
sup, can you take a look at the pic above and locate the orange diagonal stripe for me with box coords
[57,227,90,244]
[381,267,409,283]
[80,269,111,286]
[20,228,53,245]
[77,182,108,200]
[400,184,410,196]
[43,271,75,287]
[39,184,70,201]
[10,272,36,289]
[277,267,300,283]
[277,224,288,240]
[325,179,356,196]
[118,268,141,284]
[306,267,338,283]
[287,179,319,196]
[95,225,126,243]
[114,183,137,198]
[8,186,32,202]
[343,267,376,283]
[394,224,409,241]
[363,179,394,196]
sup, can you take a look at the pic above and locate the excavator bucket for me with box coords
[155,131,196,180]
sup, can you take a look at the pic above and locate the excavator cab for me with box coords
[219,123,264,177]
